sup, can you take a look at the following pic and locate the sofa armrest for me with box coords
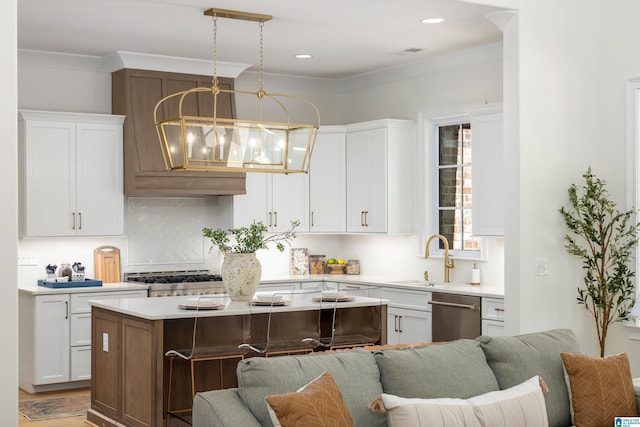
[193,388,262,427]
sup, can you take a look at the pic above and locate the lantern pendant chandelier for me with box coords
[154,8,320,174]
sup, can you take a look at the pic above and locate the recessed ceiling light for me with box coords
[294,54,313,59]
[421,17,445,24]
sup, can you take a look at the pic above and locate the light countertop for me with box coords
[259,274,504,298]
[89,292,388,320]
[17,275,503,298]
[18,281,148,295]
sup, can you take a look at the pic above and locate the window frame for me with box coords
[424,113,484,261]
[625,77,640,329]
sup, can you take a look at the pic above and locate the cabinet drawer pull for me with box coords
[494,307,505,312]
[311,211,315,227]
[398,315,403,333]
[394,315,399,332]
[65,301,69,319]
[78,212,82,230]
[72,212,76,230]
[360,211,365,227]
[274,211,278,227]
[268,211,273,227]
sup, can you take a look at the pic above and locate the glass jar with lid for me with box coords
[308,255,326,275]
[346,259,360,275]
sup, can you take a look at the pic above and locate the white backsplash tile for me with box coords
[126,197,220,267]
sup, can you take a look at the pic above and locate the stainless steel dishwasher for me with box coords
[429,292,481,342]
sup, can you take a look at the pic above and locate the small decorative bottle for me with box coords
[471,263,481,286]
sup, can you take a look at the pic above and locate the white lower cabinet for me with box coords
[382,288,432,345]
[32,295,70,386]
[325,282,382,298]
[258,282,299,292]
[70,346,92,381]
[481,297,505,336]
[387,306,432,345]
[19,289,146,392]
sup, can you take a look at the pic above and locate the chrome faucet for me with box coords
[425,234,455,283]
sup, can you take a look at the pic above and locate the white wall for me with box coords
[2,0,18,423]
[491,0,640,375]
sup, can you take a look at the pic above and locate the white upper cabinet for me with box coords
[309,127,347,233]
[471,110,504,236]
[234,119,413,235]
[233,172,309,232]
[345,120,414,233]
[19,110,125,237]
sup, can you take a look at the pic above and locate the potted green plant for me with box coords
[203,220,300,301]
[560,167,639,356]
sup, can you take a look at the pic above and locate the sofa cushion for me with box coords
[237,349,385,427]
[373,339,499,399]
[265,370,354,427]
[371,375,548,427]
[477,328,581,427]
[561,352,638,427]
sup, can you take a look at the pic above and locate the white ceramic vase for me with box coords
[221,253,261,301]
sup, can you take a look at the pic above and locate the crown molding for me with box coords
[19,41,503,93]
[101,51,250,77]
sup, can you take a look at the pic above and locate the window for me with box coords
[431,120,481,257]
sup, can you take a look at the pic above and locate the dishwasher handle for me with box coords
[428,300,478,310]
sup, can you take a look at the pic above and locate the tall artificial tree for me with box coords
[560,168,639,356]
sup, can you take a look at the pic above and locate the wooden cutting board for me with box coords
[94,246,121,283]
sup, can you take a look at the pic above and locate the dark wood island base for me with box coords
[88,296,387,427]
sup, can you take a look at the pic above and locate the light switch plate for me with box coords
[535,258,549,276]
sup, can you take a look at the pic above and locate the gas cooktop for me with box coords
[124,270,225,297]
[124,270,222,284]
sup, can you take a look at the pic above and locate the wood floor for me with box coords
[18,388,89,427]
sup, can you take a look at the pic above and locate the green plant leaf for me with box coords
[560,167,640,356]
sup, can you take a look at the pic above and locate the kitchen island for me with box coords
[87,292,388,427]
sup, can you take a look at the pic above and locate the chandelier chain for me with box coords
[212,14,218,87]
[259,21,264,93]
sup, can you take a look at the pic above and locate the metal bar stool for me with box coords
[239,289,322,357]
[165,295,245,426]
[305,286,382,351]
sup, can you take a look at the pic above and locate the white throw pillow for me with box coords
[375,375,548,427]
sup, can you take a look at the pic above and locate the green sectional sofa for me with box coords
[192,329,639,427]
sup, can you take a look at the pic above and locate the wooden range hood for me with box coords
[112,68,246,196]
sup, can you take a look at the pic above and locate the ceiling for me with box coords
[18,0,504,80]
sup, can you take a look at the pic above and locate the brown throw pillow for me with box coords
[265,370,355,427]
[561,352,638,427]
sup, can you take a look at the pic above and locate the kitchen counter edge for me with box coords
[261,274,504,298]
[18,282,149,295]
